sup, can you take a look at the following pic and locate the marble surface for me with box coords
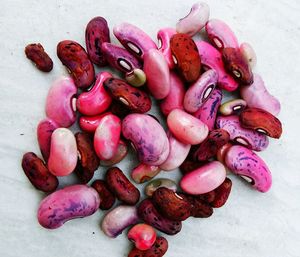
[1,0,300,256]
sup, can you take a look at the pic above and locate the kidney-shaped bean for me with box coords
[219,99,247,116]
[79,112,111,134]
[100,140,128,167]
[25,43,53,72]
[91,180,115,210]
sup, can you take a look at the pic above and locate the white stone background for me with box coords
[1,0,300,256]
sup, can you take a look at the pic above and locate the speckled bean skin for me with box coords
[114,22,157,59]
[216,115,269,151]
[181,193,213,218]
[240,42,257,68]
[76,72,112,116]
[37,118,59,162]
[195,41,238,91]
[37,185,100,229]
[101,42,142,73]
[193,87,222,130]
[176,2,210,36]
[240,73,281,116]
[122,114,169,166]
[128,237,168,257]
[157,28,177,69]
[225,145,272,192]
[57,40,95,89]
[138,199,182,235]
[179,158,203,175]
[45,76,77,128]
[219,99,247,116]
[131,164,161,184]
[184,69,218,113]
[25,43,53,72]
[85,17,110,66]
[205,19,239,49]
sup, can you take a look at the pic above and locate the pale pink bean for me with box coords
[167,109,208,145]
[195,41,238,91]
[45,76,77,127]
[100,140,128,166]
[94,114,121,160]
[184,69,218,113]
[159,132,191,171]
[157,28,177,69]
[205,19,239,49]
[131,163,161,184]
[76,72,112,116]
[176,2,210,36]
[160,71,185,116]
[48,128,78,176]
[143,49,170,99]
[37,118,59,162]
[79,112,111,134]
[240,42,257,69]
[240,73,281,116]
[180,161,226,194]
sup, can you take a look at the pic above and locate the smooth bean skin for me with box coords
[167,109,209,145]
[143,49,170,99]
[48,128,78,176]
[100,140,128,166]
[180,161,226,194]
[76,72,112,116]
[195,41,238,91]
[216,115,269,151]
[225,145,272,192]
[131,163,161,184]
[113,22,157,59]
[125,68,147,87]
[176,2,210,36]
[240,42,257,68]
[122,114,169,165]
[193,88,222,130]
[184,69,218,113]
[91,180,116,210]
[37,185,100,229]
[128,224,157,251]
[219,99,247,116]
[216,142,233,164]
[79,112,111,134]
[205,19,239,49]
[45,76,77,128]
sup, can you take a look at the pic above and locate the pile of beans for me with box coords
[22,2,282,256]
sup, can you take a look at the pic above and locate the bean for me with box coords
[128,224,157,250]
[219,99,247,116]
[25,43,53,72]
[131,163,161,184]
[91,180,115,210]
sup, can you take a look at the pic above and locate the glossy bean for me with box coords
[131,164,161,184]
[25,43,53,72]
[211,177,232,208]
[219,99,247,116]
[79,112,111,133]
[145,178,177,197]
[157,28,177,69]
[125,69,147,87]
[91,180,115,210]
[128,237,168,257]
[216,142,233,164]
[240,42,257,68]
[100,140,128,166]
[128,224,157,251]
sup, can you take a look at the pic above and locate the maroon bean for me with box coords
[211,177,232,208]
[91,180,115,210]
[25,43,53,72]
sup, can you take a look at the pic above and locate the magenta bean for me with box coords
[195,41,238,91]
[94,114,121,160]
[76,72,112,116]
[159,132,191,171]
[113,22,157,59]
[79,112,111,134]
[37,185,100,229]
[193,87,222,130]
[85,17,110,66]
[143,49,170,99]
[160,71,185,116]
[184,69,218,113]
[167,109,208,145]
[176,2,210,36]
[122,114,169,166]
[128,224,157,251]
[101,42,142,73]
[240,73,281,116]
[48,128,78,176]
[37,118,59,162]
[180,161,226,194]
[216,115,269,151]
[45,76,77,127]
[157,28,177,69]
[225,145,272,192]
[205,19,239,50]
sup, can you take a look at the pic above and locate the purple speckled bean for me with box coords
[184,69,218,113]
[37,185,100,229]
[157,28,177,69]
[216,115,269,151]
[113,22,157,59]
[225,145,272,192]
[101,205,139,238]
[195,41,238,92]
[101,42,142,73]
[193,88,222,130]
[122,114,169,166]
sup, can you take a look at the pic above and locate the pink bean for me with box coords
[205,19,239,50]
[94,114,121,160]
[225,145,272,192]
[167,109,208,145]
[100,140,128,167]
[45,76,77,127]
[76,72,112,116]
[180,161,226,194]
[195,41,238,91]
[240,42,257,69]
[48,128,78,176]
[143,49,170,99]
[157,28,177,69]
[128,224,157,251]
[79,112,111,134]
